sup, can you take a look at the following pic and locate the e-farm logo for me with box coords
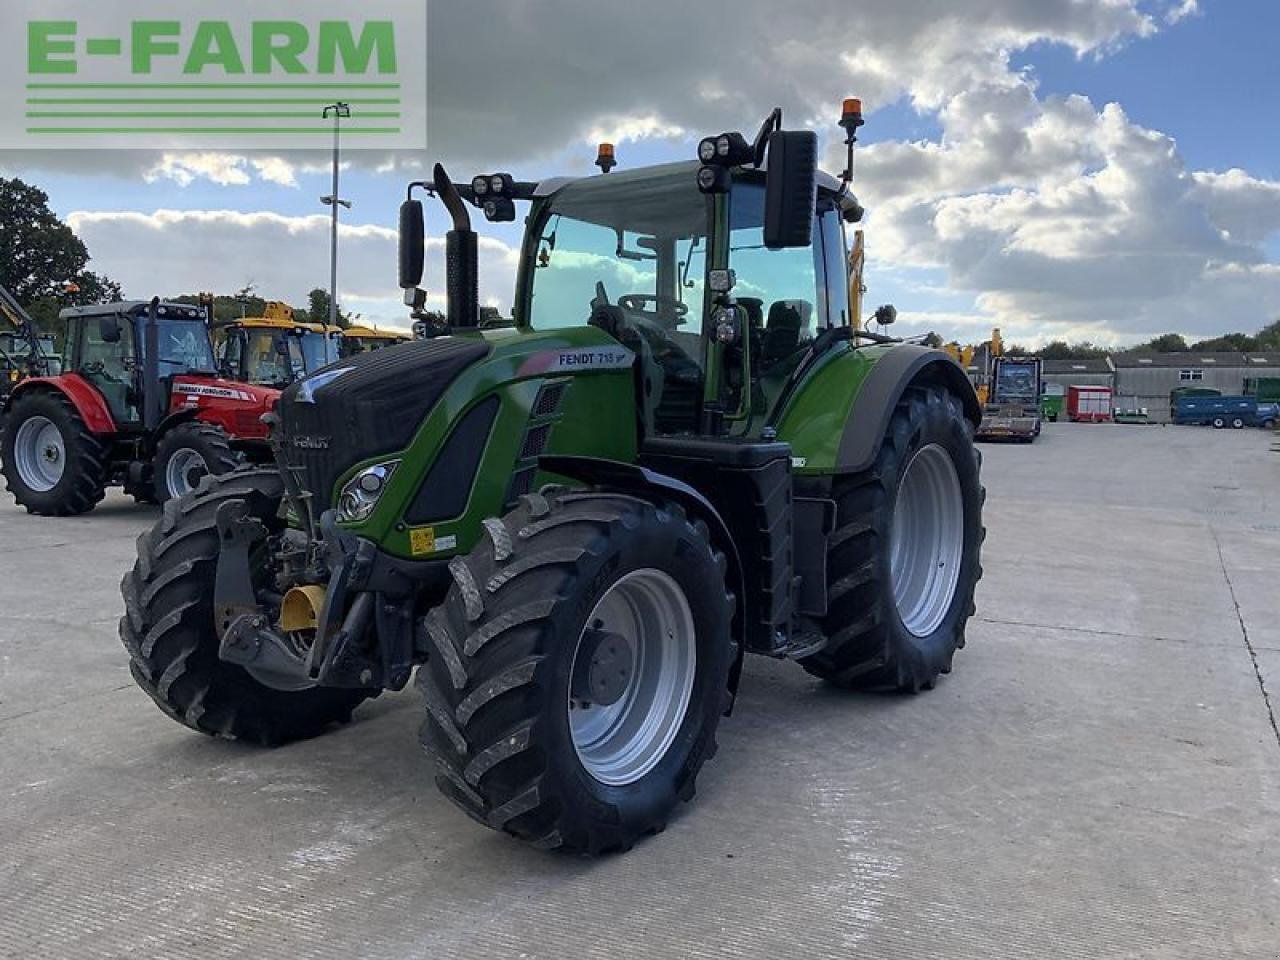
[2,0,426,149]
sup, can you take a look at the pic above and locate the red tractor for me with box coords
[1,298,281,515]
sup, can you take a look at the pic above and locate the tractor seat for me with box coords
[761,300,808,369]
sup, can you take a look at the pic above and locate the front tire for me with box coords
[120,468,375,745]
[1,390,107,516]
[418,491,735,854]
[153,421,241,502]
[802,385,984,692]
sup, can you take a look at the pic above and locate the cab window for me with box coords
[728,183,822,380]
[79,315,138,422]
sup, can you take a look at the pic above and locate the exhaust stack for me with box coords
[434,164,479,329]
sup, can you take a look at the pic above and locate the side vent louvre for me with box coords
[505,379,569,507]
[533,380,567,417]
[521,424,551,460]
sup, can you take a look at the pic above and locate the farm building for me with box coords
[1042,357,1115,393]
[1111,352,1280,422]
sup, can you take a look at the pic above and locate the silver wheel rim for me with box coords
[890,443,965,638]
[569,568,697,786]
[165,448,208,497]
[13,416,65,492]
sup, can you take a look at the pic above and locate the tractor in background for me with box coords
[340,325,410,358]
[1,286,59,413]
[121,100,985,854]
[1,299,282,513]
[215,302,342,388]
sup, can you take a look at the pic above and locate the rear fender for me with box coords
[539,454,748,708]
[5,375,116,434]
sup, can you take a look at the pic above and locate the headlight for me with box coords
[697,137,717,162]
[337,460,399,522]
[471,175,489,196]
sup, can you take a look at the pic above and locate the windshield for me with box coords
[229,329,305,386]
[527,165,711,343]
[299,331,340,372]
[154,320,216,373]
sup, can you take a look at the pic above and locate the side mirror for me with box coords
[399,199,425,289]
[764,130,817,249]
[98,315,121,343]
[874,304,897,326]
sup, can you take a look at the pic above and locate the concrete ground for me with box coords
[0,423,1277,959]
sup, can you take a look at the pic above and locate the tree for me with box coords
[1189,332,1258,352]
[0,177,123,307]
[1133,333,1189,353]
[306,287,350,328]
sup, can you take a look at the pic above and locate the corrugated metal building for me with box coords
[1042,357,1115,392]
[1111,352,1280,422]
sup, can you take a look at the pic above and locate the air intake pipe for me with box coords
[434,163,479,329]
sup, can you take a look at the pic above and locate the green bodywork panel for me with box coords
[336,324,637,561]
[768,341,889,475]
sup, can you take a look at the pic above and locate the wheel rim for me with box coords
[569,568,697,786]
[889,443,965,638]
[13,416,65,492]
[165,448,209,497]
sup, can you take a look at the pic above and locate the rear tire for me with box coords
[802,385,984,692]
[153,421,241,502]
[1,390,107,516]
[1230,417,1245,430]
[418,490,735,854]
[1212,417,1225,429]
[120,468,375,745]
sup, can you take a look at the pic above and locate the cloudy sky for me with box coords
[4,0,1279,346]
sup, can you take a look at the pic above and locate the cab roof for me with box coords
[59,301,205,321]
[344,326,407,339]
[227,317,338,333]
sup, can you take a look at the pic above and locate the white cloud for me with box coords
[65,209,520,323]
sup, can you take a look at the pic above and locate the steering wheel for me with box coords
[83,360,124,383]
[618,294,688,320]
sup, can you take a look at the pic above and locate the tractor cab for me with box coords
[340,325,409,358]
[217,303,342,387]
[59,301,218,428]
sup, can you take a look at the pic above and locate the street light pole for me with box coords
[321,103,352,333]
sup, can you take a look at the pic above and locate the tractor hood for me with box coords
[170,374,281,440]
[275,325,637,510]
[277,335,494,508]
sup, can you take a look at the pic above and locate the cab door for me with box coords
[75,314,140,425]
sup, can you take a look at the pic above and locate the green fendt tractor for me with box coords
[120,102,984,854]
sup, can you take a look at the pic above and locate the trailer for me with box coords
[1174,395,1277,429]
[1067,385,1113,422]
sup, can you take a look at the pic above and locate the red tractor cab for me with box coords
[1,298,281,515]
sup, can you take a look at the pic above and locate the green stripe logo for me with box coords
[6,3,425,149]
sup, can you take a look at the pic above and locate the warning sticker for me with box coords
[409,527,435,555]
[409,528,458,556]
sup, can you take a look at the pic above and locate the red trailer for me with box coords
[1067,385,1113,423]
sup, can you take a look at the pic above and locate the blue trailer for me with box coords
[1173,395,1278,429]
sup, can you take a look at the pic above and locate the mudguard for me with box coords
[5,374,117,434]
[835,344,980,474]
